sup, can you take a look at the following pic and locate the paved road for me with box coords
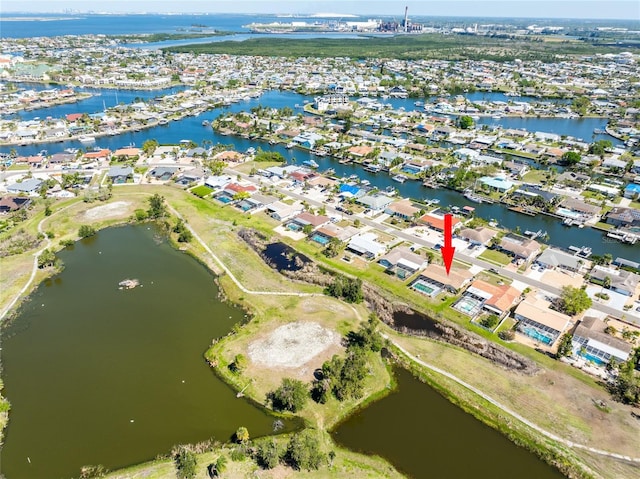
[232,169,640,326]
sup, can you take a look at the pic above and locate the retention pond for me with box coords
[0,224,298,479]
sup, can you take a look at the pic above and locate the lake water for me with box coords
[0,224,298,479]
[333,367,566,479]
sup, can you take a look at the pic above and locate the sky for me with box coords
[2,0,639,20]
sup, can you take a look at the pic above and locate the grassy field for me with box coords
[2,184,639,478]
[522,170,552,184]
[164,33,624,62]
[103,436,403,479]
[478,248,512,266]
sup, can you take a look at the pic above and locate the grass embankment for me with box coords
[387,329,640,478]
[102,436,403,479]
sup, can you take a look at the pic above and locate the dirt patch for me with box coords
[83,201,132,221]
[248,321,342,369]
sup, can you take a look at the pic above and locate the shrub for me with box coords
[285,430,326,471]
[267,378,308,412]
[78,225,96,238]
[498,329,515,341]
[234,426,250,443]
[173,447,197,479]
[37,249,57,269]
[254,438,282,469]
[134,209,148,221]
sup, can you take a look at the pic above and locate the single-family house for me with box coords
[419,212,462,232]
[312,223,359,244]
[605,207,640,228]
[499,234,540,262]
[458,227,497,246]
[107,165,133,184]
[356,194,394,212]
[176,167,206,186]
[347,233,387,259]
[414,264,474,294]
[149,166,179,181]
[268,201,304,222]
[478,176,514,193]
[514,296,572,345]
[558,198,601,222]
[453,279,520,318]
[6,178,43,195]
[536,248,584,273]
[571,317,632,365]
[0,196,31,213]
[624,183,640,200]
[589,266,640,297]
[287,212,330,232]
[378,246,428,279]
[385,199,421,221]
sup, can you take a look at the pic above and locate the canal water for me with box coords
[332,367,566,479]
[0,224,298,479]
[1,87,635,258]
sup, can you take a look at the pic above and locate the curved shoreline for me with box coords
[1,189,638,478]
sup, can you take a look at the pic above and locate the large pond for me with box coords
[0,224,298,479]
[333,367,566,479]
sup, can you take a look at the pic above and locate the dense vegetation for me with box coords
[165,33,623,62]
[324,275,364,303]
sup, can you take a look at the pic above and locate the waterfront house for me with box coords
[419,212,462,233]
[113,147,141,160]
[514,297,572,345]
[6,178,42,196]
[589,266,640,297]
[356,193,394,212]
[0,196,31,213]
[478,176,514,193]
[416,264,473,294]
[571,317,632,364]
[378,246,428,279]
[385,199,421,221]
[83,149,111,161]
[512,185,559,205]
[624,183,640,200]
[536,248,584,273]
[292,132,324,150]
[107,166,133,184]
[499,234,540,263]
[347,232,387,259]
[558,198,601,223]
[453,279,520,318]
[605,207,640,228]
[458,227,497,246]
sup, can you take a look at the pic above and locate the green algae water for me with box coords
[1,224,296,479]
[333,367,567,479]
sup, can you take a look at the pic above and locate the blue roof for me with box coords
[625,183,640,193]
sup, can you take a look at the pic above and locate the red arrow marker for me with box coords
[441,213,455,275]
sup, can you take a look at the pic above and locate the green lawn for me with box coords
[478,249,511,266]
[190,185,214,198]
[521,170,550,184]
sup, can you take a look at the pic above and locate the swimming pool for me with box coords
[454,297,482,315]
[521,326,553,345]
[557,208,582,219]
[411,280,440,297]
[311,234,329,245]
[287,223,302,231]
[216,195,232,204]
[580,352,606,366]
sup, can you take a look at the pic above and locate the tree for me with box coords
[147,193,167,219]
[588,140,612,158]
[561,151,581,166]
[556,332,573,357]
[286,430,326,471]
[78,224,96,238]
[254,438,282,469]
[141,139,158,156]
[174,447,197,479]
[459,115,474,130]
[267,378,308,412]
[230,354,247,373]
[559,286,592,316]
[480,314,500,330]
[235,426,250,443]
[37,249,57,269]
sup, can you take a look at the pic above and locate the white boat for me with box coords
[392,174,408,183]
[463,189,484,203]
[202,120,210,126]
[303,159,319,169]
[78,135,95,144]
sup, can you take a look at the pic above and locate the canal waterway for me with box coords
[0,224,298,479]
[332,367,566,479]
[1,88,635,258]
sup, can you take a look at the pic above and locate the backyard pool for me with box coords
[311,234,330,245]
[411,279,441,297]
[520,326,553,345]
[557,207,582,219]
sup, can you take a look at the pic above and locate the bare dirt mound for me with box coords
[83,201,132,221]
[248,321,342,369]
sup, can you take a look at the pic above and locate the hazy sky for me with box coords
[2,1,639,20]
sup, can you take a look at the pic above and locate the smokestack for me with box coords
[404,6,409,32]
